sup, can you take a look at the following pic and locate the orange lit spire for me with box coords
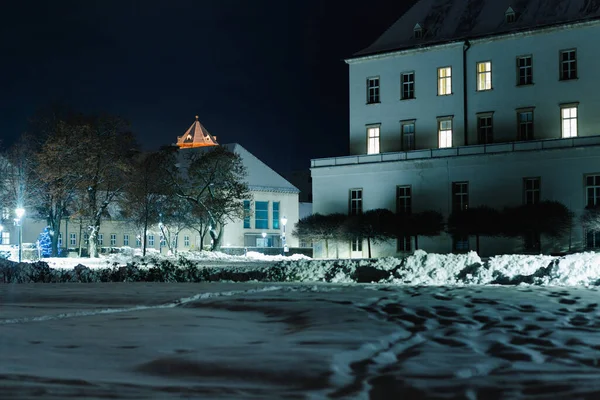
[176,115,219,148]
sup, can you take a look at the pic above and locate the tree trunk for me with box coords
[367,237,372,258]
[414,235,419,250]
[142,221,148,257]
[210,223,223,251]
[325,239,329,258]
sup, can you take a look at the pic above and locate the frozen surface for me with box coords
[2,283,600,399]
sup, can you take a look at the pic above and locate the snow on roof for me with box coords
[353,0,600,58]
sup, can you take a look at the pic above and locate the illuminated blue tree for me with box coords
[38,227,53,258]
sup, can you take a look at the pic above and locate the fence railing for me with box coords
[311,135,600,168]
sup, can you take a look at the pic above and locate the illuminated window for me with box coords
[437,67,452,95]
[110,233,116,246]
[477,114,493,144]
[517,56,533,85]
[70,233,76,246]
[452,182,469,212]
[401,121,415,151]
[273,202,280,230]
[243,200,251,229]
[148,235,154,247]
[477,61,492,91]
[366,77,380,104]
[396,186,411,214]
[401,72,415,99]
[517,109,534,140]
[123,234,129,246]
[585,175,600,207]
[255,201,269,229]
[1,231,9,244]
[184,235,190,247]
[560,49,577,80]
[367,125,380,154]
[523,177,540,205]
[561,105,578,138]
[438,118,453,148]
[349,189,363,216]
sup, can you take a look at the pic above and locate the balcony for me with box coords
[311,135,600,168]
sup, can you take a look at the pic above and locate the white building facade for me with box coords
[312,0,600,258]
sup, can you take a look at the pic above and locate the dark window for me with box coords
[402,122,415,151]
[585,175,600,207]
[560,50,577,80]
[397,235,411,252]
[523,178,540,205]
[452,182,469,212]
[396,186,411,214]
[401,72,415,99]
[477,115,493,144]
[518,110,534,140]
[586,230,600,249]
[243,200,251,229]
[351,237,363,252]
[350,189,363,215]
[367,77,380,103]
[453,235,469,253]
[524,232,541,252]
[517,56,533,85]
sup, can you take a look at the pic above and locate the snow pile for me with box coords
[3,249,600,286]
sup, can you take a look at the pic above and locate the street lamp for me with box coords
[281,216,288,255]
[15,207,25,263]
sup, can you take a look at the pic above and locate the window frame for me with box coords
[559,49,577,81]
[243,200,251,229]
[349,188,363,216]
[366,76,380,104]
[98,233,104,246]
[272,201,280,230]
[123,234,129,246]
[517,107,535,141]
[560,103,578,138]
[110,233,117,246]
[452,181,469,212]
[366,124,380,155]
[69,233,76,246]
[401,119,416,151]
[184,235,190,247]
[516,55,533,86]
[396,185,412,214]
[476,112,494,144]
[437,66,452,96]
[254,201,269,230]
[585,174,600,208]
[476,61,493,91]
[438,116,453,148]
[523,177,541,205]
[401,71,415,100]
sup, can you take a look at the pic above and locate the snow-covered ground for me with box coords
[2,282,600,399]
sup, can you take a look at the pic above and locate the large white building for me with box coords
[311,0,600,258]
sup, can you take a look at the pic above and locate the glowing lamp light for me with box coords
[15,208,25,219]
[281,216,288,226]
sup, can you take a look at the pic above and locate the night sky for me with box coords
[1,1,416,174]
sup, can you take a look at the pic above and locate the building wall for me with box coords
[312,143,600,258]
[348,21,600,155]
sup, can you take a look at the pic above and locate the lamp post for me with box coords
[15,207,25,263]
[281,216,288,256]
[0,224,3,245]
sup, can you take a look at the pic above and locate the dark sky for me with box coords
[0,0,415,174]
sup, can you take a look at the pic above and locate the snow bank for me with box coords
[2,249,600,286]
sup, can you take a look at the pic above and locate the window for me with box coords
[477,114,493,144]
[401,72,415,99]
[452,182,469,212]
[561,105,578,138]
[367,77,380,104]
[148,235,154,247]
[585,175,600,207]
[110,233,116,246]
[184,235,190,247]
[84,233,90,245]
[413,23,423,39]
[70,233,76,246]
[396,186,412,214]
[505,7,516,23]
[135,235,141,247]
[517,56,533,85]
[367,125,380,154]
[518,109,534,140]
[2,207,9,219]
[586,230,600,250]
[438,118,453,148]
[351,238,363,252]
[98,233,103,246]
[453,235,470,253]
[401,121,415,151]
[123,234,129,246]
[477,61,492,91]
[273,202,280,230]
[243,200,251,229]
[255,201,269,229]
[160,234,166,247]
[58,233,62,247]
[1,231,9,244]
[560,49,577,80]
[523,177,540,205]
[349,189,363,215]
[397,235,411,252]
[437,67,452,95]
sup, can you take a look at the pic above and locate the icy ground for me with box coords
[2,283,600,399]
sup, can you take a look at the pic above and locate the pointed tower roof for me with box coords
[176,116,219,149]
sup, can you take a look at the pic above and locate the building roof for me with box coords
[353,0,600,58]
[176,116,219,148]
